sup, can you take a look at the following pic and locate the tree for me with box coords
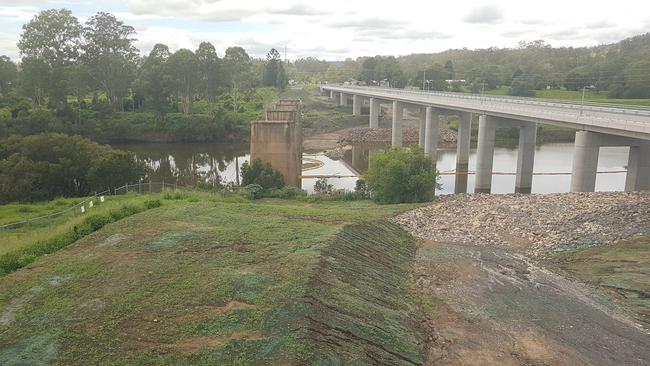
[195,42,221,102]
[510,75,536,97]
[240,159,284,190]
[444,60,454,79]
[223,46,252,112]
[167,49,198,115]
[263,48,287,89]
[18,9,82,104]
[136,44,172,119]
[364,148,438,204]
[564,66,592,91]
[82,12,139,110]
[19,57,50,106]
[0,56,17,96]
[622,60,650,98]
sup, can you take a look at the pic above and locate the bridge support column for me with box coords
[515,123,537,194]
[418,108,426,147]
[340,93,347,106]
[352,95,361,116]
[455,113,472,193]
[625,142,650,191]
[329,91,335,99]
[475,115,496,193]
[369,98,380,128]
[392,101,403,147]
[424,107,439,170]
[571,131,600,192]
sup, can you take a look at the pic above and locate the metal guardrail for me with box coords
[324,85,650,117]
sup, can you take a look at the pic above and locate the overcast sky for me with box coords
[1,0,649,61]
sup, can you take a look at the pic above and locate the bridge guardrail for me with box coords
[324,85,650,118]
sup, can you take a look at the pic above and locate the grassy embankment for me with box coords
[0,194,428,364]
[548,235,650,328]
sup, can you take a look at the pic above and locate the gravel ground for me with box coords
[396,192,650,255]
[339,127,457,145]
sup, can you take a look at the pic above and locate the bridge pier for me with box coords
[369,98,380,128]
[418,108,426,147]
[455,113,472,193]
[424,107,439,171]
[626,143,650,191]
[352,95,361,116]
[515,123,538,194]
[392,101,404,147]
[340,93,347,106]
[475,115,496,193]
[571,131,650,192]
[329,91,335,99]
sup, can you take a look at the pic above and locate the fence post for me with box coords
[149,181,152,194]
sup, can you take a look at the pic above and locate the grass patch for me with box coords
[0,198,424,364]
[0,194,161,256]
[547,235,650,327]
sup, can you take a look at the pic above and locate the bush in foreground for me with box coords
[240,159,285,190]
[364,147,438,204]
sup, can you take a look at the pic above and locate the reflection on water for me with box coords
[114,141,630,195]
[342,142,630,194]
[112,142,250,186]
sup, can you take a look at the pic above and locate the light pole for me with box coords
[580,85,587,116]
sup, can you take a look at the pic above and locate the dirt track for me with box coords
[417,240,649,365]
[398,193,650,365]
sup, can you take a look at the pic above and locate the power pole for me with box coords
[422,70,426,90]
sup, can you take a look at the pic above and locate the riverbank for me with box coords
[395,192,650,365]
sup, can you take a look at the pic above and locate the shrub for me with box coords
[242,184,263,199]
[313,178,334,195]
[364,147,438,204]
[240,159,284,190]
[355,179,371,199]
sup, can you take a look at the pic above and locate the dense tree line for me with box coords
[0,9,289,141]
[291,35,650,99]
[0,133,145,203]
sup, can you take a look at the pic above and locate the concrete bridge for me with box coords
[320,85,650,194]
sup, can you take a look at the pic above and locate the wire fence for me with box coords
[0,189,111,232]
[0,182,184,232]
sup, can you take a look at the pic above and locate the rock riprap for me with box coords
[396,192,650,255]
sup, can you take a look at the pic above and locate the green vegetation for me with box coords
[0,193,165,257]
[0,196,427,364]
[0,9,287,143]
[240,159,285,191]
[548,235,650,328]
[365,148,438,204]
[0,133,145,203]
[0,197,161,275]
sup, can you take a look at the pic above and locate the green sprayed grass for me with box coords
[548,235,650,327]
[0,198,426,365]
[0,194,163,256]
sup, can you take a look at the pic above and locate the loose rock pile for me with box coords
[339,127,457,145]
[395,192,650,255]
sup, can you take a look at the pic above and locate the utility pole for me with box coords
[580,86,586,116]
[422,70,426,90]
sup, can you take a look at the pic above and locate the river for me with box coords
[112,142,630,195]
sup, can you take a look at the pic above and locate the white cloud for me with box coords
[0,0,648,60]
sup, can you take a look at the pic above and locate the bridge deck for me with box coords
[323,85,650,140]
